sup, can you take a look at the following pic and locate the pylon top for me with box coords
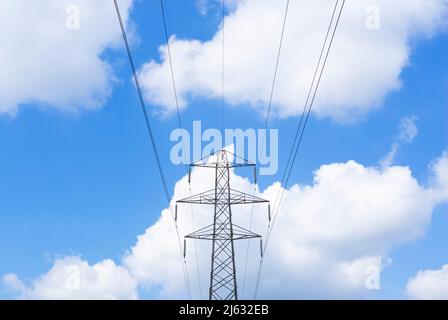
[190,149,255,169]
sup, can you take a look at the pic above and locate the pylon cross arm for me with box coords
[176,189,268,205]
[185,223,261,241]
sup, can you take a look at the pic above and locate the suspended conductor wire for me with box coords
[270,0,340,227]
[113,0,192,299]
[241,0,290,299]
[188,184,203,299]
[254,0,346,299]
[160,0,183,128]
[221,0,225,134]
[160,0,203,299]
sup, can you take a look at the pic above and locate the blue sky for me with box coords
[0,0,447,299]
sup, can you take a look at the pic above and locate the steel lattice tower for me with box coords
[176,149,270,300]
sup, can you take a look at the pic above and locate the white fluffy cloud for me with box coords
[138,0,448,121]
[3,150,448,299]
[405,153,448,300]
[430,151,448,197]
[2,257,137,299]
[406,264,448,299]
[0,0,133,115]
[124,150,448,298]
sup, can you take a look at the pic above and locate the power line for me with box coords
[254,0,346,298]
[160,0,183,128]
[270,0,346,253]
[113,0,192,300]
[188,184,203,298]
[263,0,290,130]
[241,0,290,299]
[271,0,339,224]
[221,0,225,133]
[159,0,203,299]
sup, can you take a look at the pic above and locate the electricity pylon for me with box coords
[176,149,270,300]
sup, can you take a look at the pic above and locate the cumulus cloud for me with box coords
[405,152,448,300]
[380,115,418,167]
[2,256,138,299]
[406,264,448,299]
[0,0,133,115]
[123,150,448,298]
[4,150,448,299]
[429,151,448,199]
[137,0,448,121]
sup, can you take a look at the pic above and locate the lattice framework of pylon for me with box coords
[176,149,270,300]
